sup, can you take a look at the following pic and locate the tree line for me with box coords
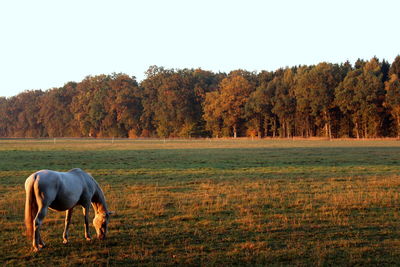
[1,56,400,139]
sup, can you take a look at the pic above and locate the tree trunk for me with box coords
[328,123,332,139]
[264,118,269,137]
[363,121,368,139]
[324,111,331,139]
[397,116,400,139]
[258,115,263,138]
[286,121,291,138]
[272,117,277,138]
[355,121,360,139]
[324,122,329,138]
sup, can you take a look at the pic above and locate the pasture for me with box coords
[1,139,400,266]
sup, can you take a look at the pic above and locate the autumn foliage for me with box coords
[1,56,400,138]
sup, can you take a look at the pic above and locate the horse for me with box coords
[24,168,112,252]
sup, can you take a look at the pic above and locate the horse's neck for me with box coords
[91,184,108,215]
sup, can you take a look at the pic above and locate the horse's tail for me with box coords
[24,173,38,239]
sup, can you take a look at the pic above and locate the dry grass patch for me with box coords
[1,139,400,265]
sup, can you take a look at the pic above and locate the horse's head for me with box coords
[93,212,111,240]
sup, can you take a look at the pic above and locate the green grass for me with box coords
[1,139,400,266]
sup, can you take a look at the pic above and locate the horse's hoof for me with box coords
[33,247,41,252]
[85,237,91,241]
[63,239,68,244]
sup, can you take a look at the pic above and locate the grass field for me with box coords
[1,139,400,266]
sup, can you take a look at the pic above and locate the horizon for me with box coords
[1,0,399,97]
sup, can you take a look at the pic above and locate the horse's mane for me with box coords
[70,169,108,213]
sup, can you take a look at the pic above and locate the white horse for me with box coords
[24,168,112,252]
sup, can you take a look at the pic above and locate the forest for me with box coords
[1,56,400,139]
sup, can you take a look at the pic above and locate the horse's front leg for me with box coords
[82,204,92,241]
[33,205,48,252]
[63,208,74,244]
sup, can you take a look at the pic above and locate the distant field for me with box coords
[1,139,400,266]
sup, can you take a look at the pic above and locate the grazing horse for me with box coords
[24,168,111,252]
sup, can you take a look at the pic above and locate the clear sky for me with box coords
[0,0,399,97]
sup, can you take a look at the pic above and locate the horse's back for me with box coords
[30,170,61,200]
[28,169,93,211]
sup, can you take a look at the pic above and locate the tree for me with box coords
[293,66,314,137]
[389,55,400,77]
[141,67,212,138]
[191,69,222,136]
[38,82,78,137]
[70,74,141,137]
[384,75,400,137]
[245,71,275,137]
[71,75,110,137]
[140,66,165,137]
[384,56,400,137]
[203,91,224,137]
[107,74,142,138]
[335,58,384,138]
[218,71,256,138]
[154,71,196,137]
[7,90,45,137]
[294,63,342,138]
[0,97,9,136]
[270,68,296,138]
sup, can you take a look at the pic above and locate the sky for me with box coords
[0,0,399,97]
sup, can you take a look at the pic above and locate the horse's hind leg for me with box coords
[33,205,48,252]
[63,208,74,244]
[38,233,45,249]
